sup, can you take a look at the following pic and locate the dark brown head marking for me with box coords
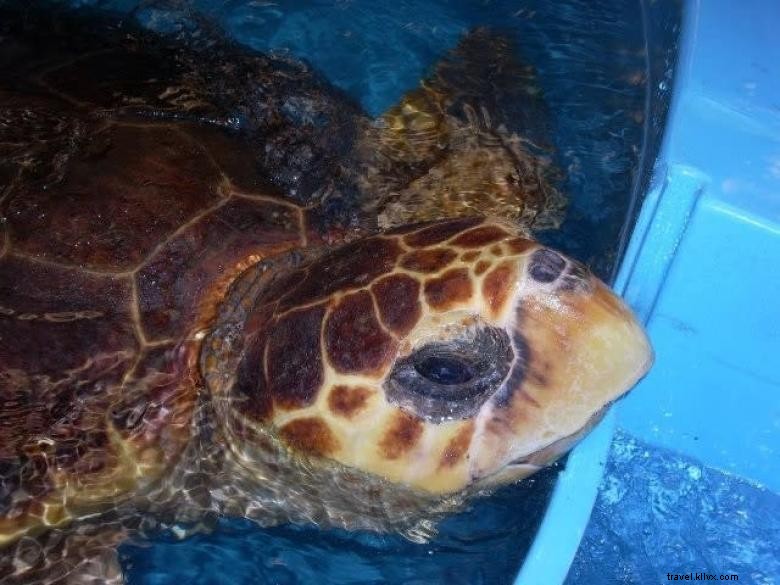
[266,304,326,410]
[475,260,491,276]
[507,237,535,255]
[279,417,339,457]
[280,236,402,311]
[403,217,483,247]
[325,291,398,374]
[529,248,566,283]
[400,248,458,273]
[371,274,421,337]
[328,385,373,419]
[452,225,509,248]
[233,335,274,421]
[379,411,424,460]
[461,250,481,262]
[482,261,517,318]
[492,330,531,408]
[439,422,475,469]
[424,268,473,311]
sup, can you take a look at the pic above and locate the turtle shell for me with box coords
[0,5,357,545]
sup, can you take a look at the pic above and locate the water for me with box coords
[567,430,780,585]
[1,0,682,583]
[121,467,558,585]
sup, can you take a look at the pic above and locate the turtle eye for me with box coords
[384,326,513,423]
[414,354,477,385]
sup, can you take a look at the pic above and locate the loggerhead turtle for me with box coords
[0,3,653,582]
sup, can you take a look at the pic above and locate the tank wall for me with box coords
[617,0,780,493]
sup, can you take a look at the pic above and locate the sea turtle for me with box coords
[0,3,652,583]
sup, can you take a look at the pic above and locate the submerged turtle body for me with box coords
[0,3,652,582]
[0,115,308,542]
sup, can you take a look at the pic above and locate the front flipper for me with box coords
[359,28,566,231]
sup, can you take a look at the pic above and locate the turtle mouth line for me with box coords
[506,455,537,467]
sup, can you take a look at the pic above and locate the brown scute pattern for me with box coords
[461,251,480,262]
[451,225,509,248]
[371,274,421,337]
[0,256,137,376]
[403,217,483,247]
[266,304,326,410]
[279,237,402,312]
[482,261,517,318]
[232,335,274,421]
[474,260,491,276]
[183,123,279,193]
[400,248,458,273]
[379,411,424,460]
[506,237,536,255]
[439,422,475,469]
[137,197,300,340]
[279,417,339,457]
[423,268,473,311]
[328,385,373,419]
[4,124,224,271]
[325,291,398,374]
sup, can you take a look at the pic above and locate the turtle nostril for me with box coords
[529,248,566,283]
[415,354,476,385]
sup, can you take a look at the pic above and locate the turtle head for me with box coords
[208,218,652,501]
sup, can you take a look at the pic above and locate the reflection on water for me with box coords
[122,467,559,585]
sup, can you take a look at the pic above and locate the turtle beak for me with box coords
[468,269,653,484]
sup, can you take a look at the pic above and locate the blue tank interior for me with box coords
[562,1,779,583]
[45,0,780,583]
[617,0,780,492]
